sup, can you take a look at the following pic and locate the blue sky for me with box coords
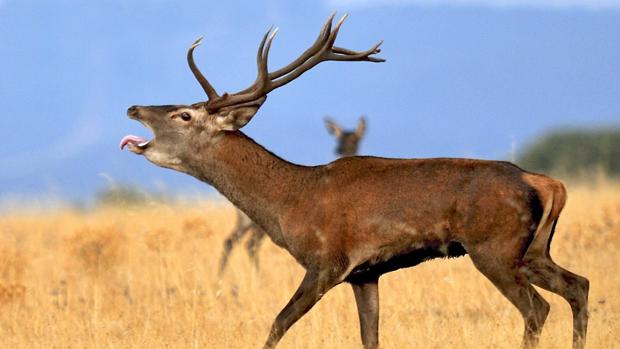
[1,0,619,201]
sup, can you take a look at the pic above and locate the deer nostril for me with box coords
[127,106,139,116]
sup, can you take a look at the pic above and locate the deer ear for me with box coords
[356,116,366,137]
[324,117,343,138]
[214,106,260,131]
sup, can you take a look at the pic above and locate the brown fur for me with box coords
[218,117,367,277]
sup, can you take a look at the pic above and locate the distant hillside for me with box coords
[517,127,620,177]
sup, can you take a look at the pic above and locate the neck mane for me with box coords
[187,131,315,244]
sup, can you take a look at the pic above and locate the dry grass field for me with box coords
[0,180,618,349]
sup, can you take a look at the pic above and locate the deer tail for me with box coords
[525,181,567,258]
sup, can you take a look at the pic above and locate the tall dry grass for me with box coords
[0,181,618,348]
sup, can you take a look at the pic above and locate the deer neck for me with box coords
[186,131,309,240]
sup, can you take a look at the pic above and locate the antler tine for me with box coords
[330,41,386,62]
[187,36,219,100]
[243,26,275,95]
[222,26,276,98]
[255,27,273,75]
[235,26,278,95]
[325,14,348,49]
[206,28,279,110]
[268,12,336,80]
[238,13,334,95]
[258,28,279,90]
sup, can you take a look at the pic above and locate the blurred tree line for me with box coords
[517,127,620,177]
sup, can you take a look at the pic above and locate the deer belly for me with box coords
[345,240,467,283]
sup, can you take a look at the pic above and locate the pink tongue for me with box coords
[120,135,147,150]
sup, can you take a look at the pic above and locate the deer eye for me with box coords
[180,112,191,121]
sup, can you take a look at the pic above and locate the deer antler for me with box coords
[187,13,384,112]
[187,37,220,100]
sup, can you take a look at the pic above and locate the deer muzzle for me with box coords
[121,106,151,154]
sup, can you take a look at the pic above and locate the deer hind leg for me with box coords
[522,256,589,349]
[469,249,550,349]
[246,227,267,270]
[522,221,589,349]
[263,266,345,349]
[351,277,380,349]
[218,223,251,278]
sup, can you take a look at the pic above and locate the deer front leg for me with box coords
[246,227,266,270]
[263,269,342,349]
[351,277,380,349]
[218,224,250,278]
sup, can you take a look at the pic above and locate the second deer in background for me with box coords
[218,117,367,277]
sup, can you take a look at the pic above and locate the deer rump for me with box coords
[278,156,551,282]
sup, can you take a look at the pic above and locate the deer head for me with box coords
[120,13,383,173]
[324,116,366,157]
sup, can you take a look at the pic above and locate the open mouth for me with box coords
[120,134,151,154]
[121,107,154,154]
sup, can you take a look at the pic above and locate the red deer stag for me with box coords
[121,14,589,349]
[218,116,367,277]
